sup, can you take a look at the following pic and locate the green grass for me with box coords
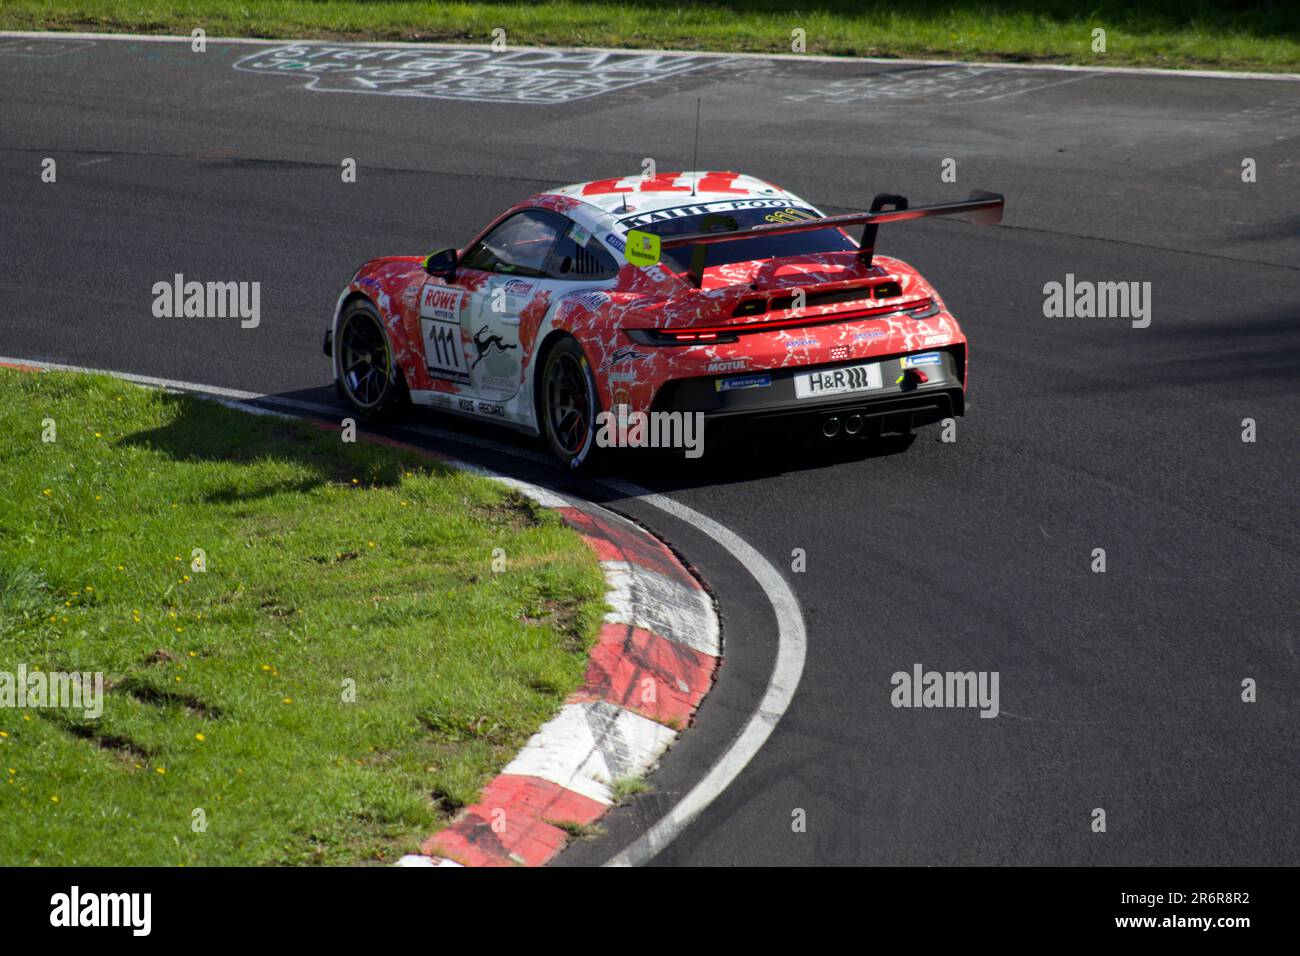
[2,1,1298,71]
[0,369,605,865]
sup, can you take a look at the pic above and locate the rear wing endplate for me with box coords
[658,190,1004,286]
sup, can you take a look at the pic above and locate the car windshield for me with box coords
[621,205,856,273]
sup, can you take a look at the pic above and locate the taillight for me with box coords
[625,328,739,346]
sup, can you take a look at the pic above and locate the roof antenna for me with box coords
[690,98,701,196]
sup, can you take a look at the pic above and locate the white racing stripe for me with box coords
[0,356,807,866]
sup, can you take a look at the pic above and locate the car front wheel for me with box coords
[335,299,406,418]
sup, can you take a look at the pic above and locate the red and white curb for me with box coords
[398,492,720,867]
[0,358,728,867]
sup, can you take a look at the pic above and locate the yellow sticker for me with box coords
[625,229,661,267]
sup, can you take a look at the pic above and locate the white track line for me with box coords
[596,479,805,867]
[1,30,1295,81]
[2,356,807,865]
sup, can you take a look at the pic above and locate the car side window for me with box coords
[546,220,620,280]
[459,210,564,277]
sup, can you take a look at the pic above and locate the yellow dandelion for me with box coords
[0,731,8,738]
[260,664,270,671]
[195,733,206,742]
[282,697,293,705]
[155,767,166,775]
[94,432,102,438]
[50,795,60,803]
[42,488,51,496]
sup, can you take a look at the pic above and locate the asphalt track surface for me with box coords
[2,36,1297,866]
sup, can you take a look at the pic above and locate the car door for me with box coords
[450,209,568,405]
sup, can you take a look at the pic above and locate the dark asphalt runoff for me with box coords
[2,35,1296,866]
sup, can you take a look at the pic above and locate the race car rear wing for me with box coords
[658,190,1004,287]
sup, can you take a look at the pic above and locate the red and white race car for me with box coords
[326,171,1003,467]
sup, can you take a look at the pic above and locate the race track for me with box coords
[2,34,1297,865]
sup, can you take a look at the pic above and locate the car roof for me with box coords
[539,172,810,232]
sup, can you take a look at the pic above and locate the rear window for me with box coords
[622,205,856,273]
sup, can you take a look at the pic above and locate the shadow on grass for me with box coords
[118,389,452,499]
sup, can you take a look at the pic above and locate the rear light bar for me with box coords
[626,329,740,346]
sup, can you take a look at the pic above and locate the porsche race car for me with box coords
[325,172,1003,467]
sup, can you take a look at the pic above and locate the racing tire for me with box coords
[539,336,603,471]
[335,299,407,419]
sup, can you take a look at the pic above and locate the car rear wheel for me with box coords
[540,337,602,470]
[336,299,406,418]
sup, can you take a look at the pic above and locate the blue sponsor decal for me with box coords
[604,232,627,253]
[716,373,771,392]
[902,352,942,368]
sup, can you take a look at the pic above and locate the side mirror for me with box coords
[422,247,458,279]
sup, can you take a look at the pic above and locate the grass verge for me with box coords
[0,1,1297,71]
[0,368,605,865]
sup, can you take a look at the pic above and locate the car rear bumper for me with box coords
[650,348,964,433]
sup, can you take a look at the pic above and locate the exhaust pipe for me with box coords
[844,414,863,436]
[822,416,840,438]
